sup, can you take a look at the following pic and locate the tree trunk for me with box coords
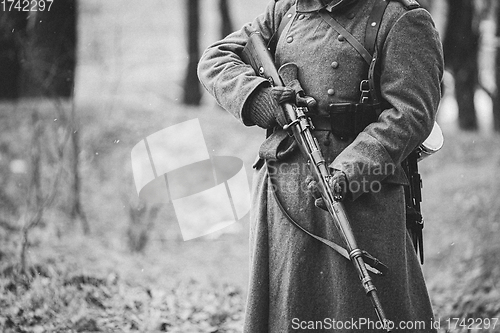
[443,0,479,131]
[219,0,234,38]
[183,0,202,105]
[0,11,26,99]
[70,120,90,234]
[494,4,500,132]
[20,109,43,274]
[0,0,77,99]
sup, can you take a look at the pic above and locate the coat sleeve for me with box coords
[197,0,294,125]
[329,8,444,200]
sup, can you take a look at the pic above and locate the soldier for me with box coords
[198,0,443,332]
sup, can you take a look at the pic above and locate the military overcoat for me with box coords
[198,0,444,332]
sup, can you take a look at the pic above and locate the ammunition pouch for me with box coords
[311,103,380,138]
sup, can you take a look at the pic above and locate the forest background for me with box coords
[0,0,499,332]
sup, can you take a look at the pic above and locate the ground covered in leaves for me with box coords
[0,263,244,333]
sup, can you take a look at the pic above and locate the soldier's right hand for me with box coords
[243,86,293,129]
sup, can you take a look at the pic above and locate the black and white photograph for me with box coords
[0,0,499,332]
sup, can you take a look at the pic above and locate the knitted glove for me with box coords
[243,85,293,128]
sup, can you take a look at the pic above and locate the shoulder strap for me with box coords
[364,0,389,106]
[365,0,420,106]
[365,0,420,55]
[364,0,390,56]
[267,4,296,53]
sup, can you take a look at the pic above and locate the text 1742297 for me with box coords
[1,0,54,11]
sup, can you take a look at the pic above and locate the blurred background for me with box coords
[0,0,499,332]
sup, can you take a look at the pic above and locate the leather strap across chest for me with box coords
[318,11,373,65]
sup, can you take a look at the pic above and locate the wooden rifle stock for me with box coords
[242,31,392,331]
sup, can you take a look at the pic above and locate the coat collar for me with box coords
[296,0,359,13]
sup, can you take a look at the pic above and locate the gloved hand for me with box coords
[330,171,349,202]
[305,171,349,210]
[243,85,293,128]
[243,83,317,129]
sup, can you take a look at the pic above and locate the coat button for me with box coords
[331,61,339,69]
[286,36,293,43]
[327,89,335,96]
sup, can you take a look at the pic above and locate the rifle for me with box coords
[242,31,392,332]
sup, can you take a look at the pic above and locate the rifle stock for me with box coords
[242,31,392,332]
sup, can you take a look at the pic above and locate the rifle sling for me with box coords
[266,160,387,276]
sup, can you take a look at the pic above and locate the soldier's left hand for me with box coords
[330,171,348,202]
[305,171,349,211]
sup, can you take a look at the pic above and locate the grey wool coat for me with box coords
[198,0,444,332]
